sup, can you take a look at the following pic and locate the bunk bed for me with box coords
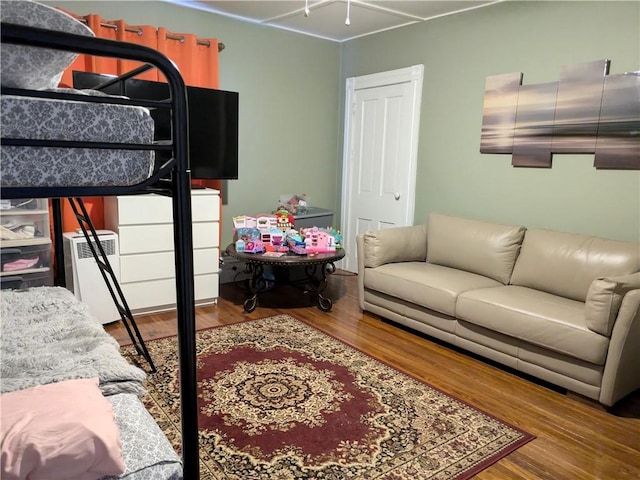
[1,1,200,478]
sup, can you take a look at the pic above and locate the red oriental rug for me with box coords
[123,315,534,479]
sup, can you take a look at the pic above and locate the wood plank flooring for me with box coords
[106,272,640,480]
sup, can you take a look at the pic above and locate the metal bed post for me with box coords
[163,58,199,480]
[50,198,66,287]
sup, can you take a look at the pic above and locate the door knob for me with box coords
[394,192,401,200]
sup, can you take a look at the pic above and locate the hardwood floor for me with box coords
[106,272,640,480]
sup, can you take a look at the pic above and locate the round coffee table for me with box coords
[226,244,346,313]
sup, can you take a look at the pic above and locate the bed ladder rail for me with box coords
[67,197,156,372]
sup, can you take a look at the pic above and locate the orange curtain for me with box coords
[117,22,160,82]
[54,12,221,233]
[157,28,222,194]
[157,28,219,88]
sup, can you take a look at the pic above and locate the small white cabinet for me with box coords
[104,188,219,313]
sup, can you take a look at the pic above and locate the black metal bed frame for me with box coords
[1,23,200,478]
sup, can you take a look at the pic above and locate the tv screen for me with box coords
[72,71,239,180]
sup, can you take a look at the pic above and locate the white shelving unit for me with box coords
[104,188,220,314]
[0,198,53,289]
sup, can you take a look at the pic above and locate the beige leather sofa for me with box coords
[356,213,640,406]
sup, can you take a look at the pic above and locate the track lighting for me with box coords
[303,0,351,26]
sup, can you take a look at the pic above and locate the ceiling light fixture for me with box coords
[303,0,352,26]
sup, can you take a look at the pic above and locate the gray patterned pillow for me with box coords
[1,0,94,90]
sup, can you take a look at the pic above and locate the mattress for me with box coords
[0,88,155,187]
[103,394,183,480]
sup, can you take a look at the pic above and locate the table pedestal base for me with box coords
[242,260,338,313]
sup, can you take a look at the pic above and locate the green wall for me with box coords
[341,0,640,242]
[48,1,341,249]
[47,1,639,243]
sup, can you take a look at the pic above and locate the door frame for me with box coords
[340,64,424,272]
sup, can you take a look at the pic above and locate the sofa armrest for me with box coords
[599,288,640,406]
[356,224,427,310]
[360,224,427,269]
[585,272,640,336]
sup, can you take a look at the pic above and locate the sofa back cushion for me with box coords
[511,229,640,302]
[426,213,526,284]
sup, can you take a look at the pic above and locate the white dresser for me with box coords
[104,188,219,313]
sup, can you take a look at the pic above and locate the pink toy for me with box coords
[239,239,265,254]
[303,227,336,253]
[290,244,306,255]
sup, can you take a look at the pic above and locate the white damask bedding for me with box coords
[0,88,155,188]
[103,394,183,480]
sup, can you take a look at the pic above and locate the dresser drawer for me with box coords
[118,222,219,254]
[120,248,219,283]
[1,242,52,274]
[0,268,52,290]
[122,273,219,311]
[192,190,220,222]
[0,211,50,248]
[105,191,220,226]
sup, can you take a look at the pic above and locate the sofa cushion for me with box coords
[510,229,640,302]
[364,262,501,317]
[585,273,640,336]
[362,224,427,268]
[456,285,610,365]
[426,213,525,284]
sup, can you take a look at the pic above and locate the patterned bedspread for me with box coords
[0,88,155,188]
[0,286,146,396]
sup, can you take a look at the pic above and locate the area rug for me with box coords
[122,315,534,479]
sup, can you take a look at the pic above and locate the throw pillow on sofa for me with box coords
[585,273,640,336]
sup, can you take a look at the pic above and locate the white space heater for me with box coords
[63,230,120,325]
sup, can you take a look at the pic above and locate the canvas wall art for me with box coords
[480,59,639,170]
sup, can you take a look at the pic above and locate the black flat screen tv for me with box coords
[73,71,239,180]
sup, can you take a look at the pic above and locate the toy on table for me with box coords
[290,244,307,255]
[232,215,257,229]
[236,239,265,254]
[234,209,342,257]
[303,226,336,253]
[234,227,265,254]
[285,229,306,254]
[324,227,343,247]
[264,228,289,252]
[275,209,295,232]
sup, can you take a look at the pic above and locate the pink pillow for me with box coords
[1,378,125,480]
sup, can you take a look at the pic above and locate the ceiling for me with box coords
[164,0,500,42]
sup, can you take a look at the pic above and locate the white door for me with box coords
[341,65,424,272]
